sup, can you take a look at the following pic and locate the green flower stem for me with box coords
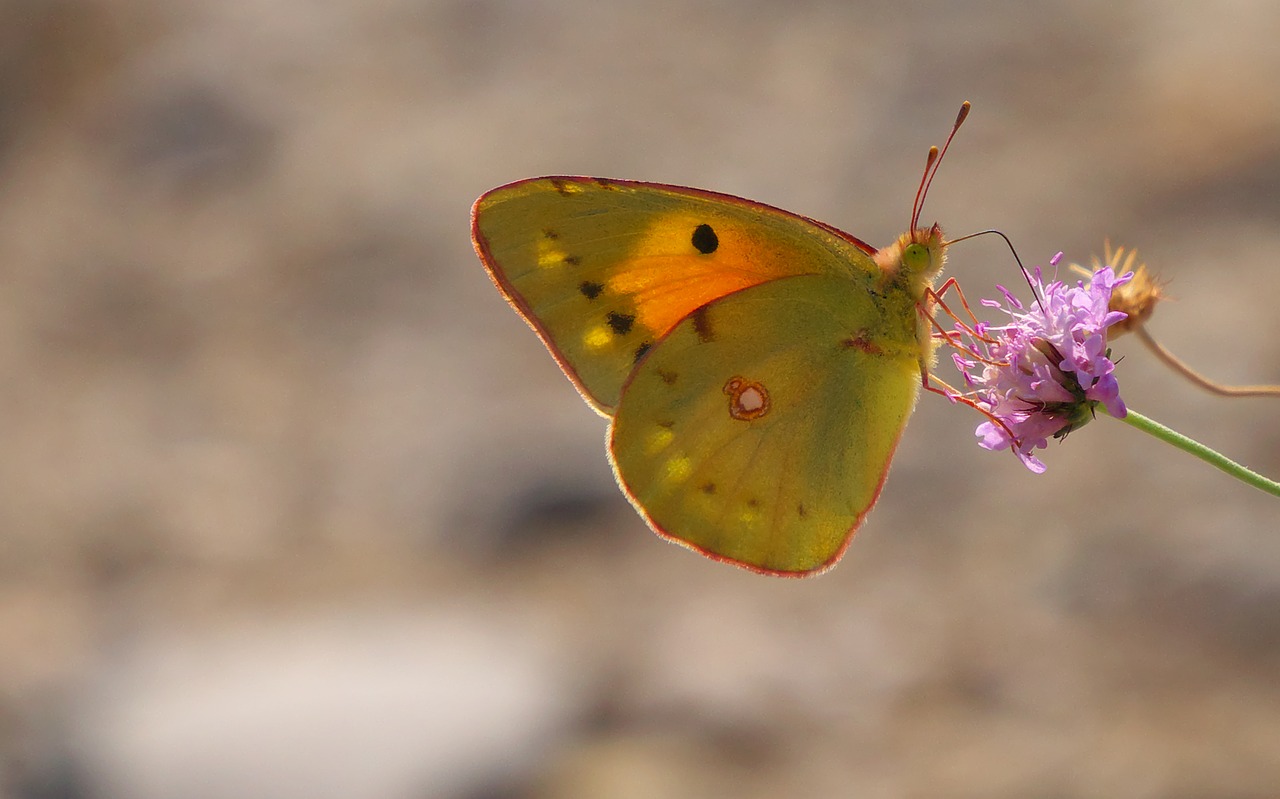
[1112,408,1280,499]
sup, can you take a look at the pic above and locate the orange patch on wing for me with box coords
[607,256,765,335]
[607,216,801,337]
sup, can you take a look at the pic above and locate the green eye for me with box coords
[902,242,931,271]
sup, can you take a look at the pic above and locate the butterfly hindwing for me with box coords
[608,274,923,575]
[471,177,879,414]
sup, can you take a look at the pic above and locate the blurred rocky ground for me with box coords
[0,1,1278,797]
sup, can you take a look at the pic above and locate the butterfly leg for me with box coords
[920,288,1003,367]
[918,364,1020,445]
[924,280,997,355]
[916,298,1021,446]
[930,277,983,330]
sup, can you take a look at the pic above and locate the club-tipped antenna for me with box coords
[943,227,1047,315]
[910,147,939,234]
[911,101,971,235]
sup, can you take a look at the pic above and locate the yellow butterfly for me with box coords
[472,104,971,576]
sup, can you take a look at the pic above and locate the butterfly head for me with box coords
[874,223,947,295]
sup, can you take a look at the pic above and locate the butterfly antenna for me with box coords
[910,147,940,234]
[912,101,971,236]
[943,228,1047,315]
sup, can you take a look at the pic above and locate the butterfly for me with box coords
[471,103,971,576]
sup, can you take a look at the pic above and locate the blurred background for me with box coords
[1,0,1278,797]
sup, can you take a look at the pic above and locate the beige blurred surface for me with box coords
[1,1,1279,797]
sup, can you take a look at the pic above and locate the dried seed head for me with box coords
[1071,242,1166,337]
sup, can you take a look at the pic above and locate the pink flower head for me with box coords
[950,254,1132,473]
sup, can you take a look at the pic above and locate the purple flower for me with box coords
[948,254,1132,473]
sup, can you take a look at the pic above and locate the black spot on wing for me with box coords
[542,228,559,240]
[633,341,651,363]
[607,311,635,335]
[563,254,581,266]
[700,482,717,495]
[691,306,714,343]
[691,223,718,254]
[579,281,603,300]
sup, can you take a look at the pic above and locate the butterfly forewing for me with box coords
[471,177,878,414]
